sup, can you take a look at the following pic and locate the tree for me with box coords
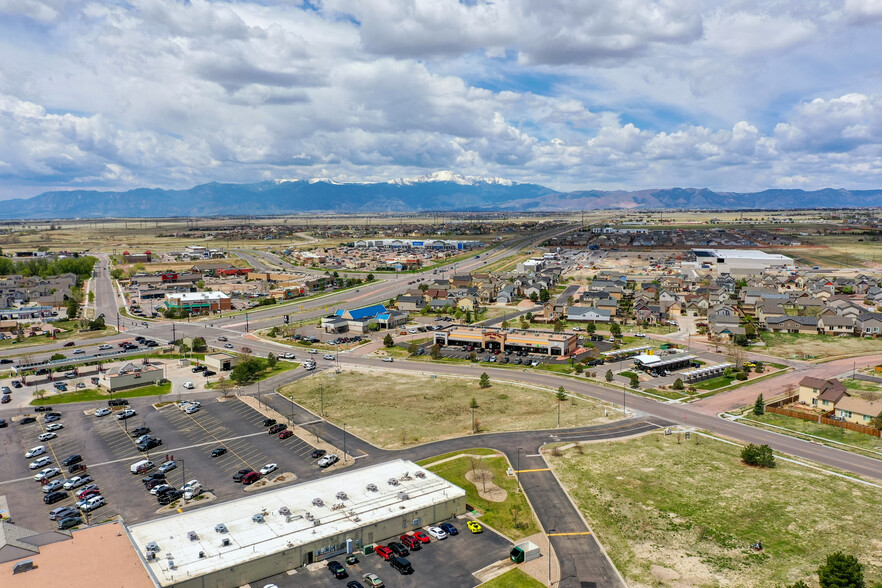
[610,323,622,337]
[525,312,533,321]
[266,352,278,369]
[469,351,477,361]
[418,283,429,291]
[383,334,395,348]
[672,378,684,390]
[179,343,191,355]
[110,268,124,280]
[465,310,472,323]
[734,334,750,347]
[501,320,509,329]
[216,376,233,398]
[741,443,776,468]
[817,551,865,588]
[191,337,207,352]
[430,344,442,359]
[230,357,266,385]
[479,372,491,388]
[366,273,375,282]
[407,342,419,356]
[567,295,575,307]
[88,290,95,302]
[539,288,551,302]
[556,386,567,427]
[87,316,106,331]
[574,363,584,374]
[529,292,539,303]
[586,322,596,334]
[469,397,480,433]
[553,320,564,332]
[50,353,65,361]
[605,369,614,382]
[66,298,79,319]
[629,374,640,388]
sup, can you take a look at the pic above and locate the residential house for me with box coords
[567,306,611,323]
[855,312,882,337]
[764,315,819,334]
[797,376,848,409]
[834,397,881,426]
[396,296,426,312]
[817,315,855,336]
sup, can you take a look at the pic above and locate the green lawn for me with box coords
[480,568,545,587]
[31,381,172,405]
[535,363,575,375]
[643,388,688,400]
[693,375,736,390]
[426,455,540,541]
[741,412,882,455]
[548,433,882,587]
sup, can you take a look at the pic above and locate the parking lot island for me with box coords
[126,459,466,588]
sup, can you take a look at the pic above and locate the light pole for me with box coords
[256,378,261,408]
[343,423,347,463]
[547,528,555,586]
[516,447,522,493]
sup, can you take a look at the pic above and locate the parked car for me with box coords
[317,454,339,468]
[57,515,84,530]
[327,561,348,579]
[48,506,78,521]
[63,475,93,490]
[41,479,64,493]
[138,438,162,451]
[241,471,261,485]
[158,489,183,505]
[34,467,61,482]
[310,449,327,459]
[232,468,255,483]
[76,486,100,500]
[158,460,177,474]
[374,546,394,561]
[43,490,68,504]
[116,409,137,420]
[466,520,483,534]
[61,454,83,467]
[130,426,150,437]
[439,522,458,536]
[19,416,37,425]
[211,448,227,458]
[399,535,421,550]
[278,430,294,439]
[427,526,448,540]
[34,406,53,413]
[108,398,129,406]
[259,463,278,476]
[412,530,431,543]
[68,463,88,474]
[268,423,287,434]
[362,573,385,588]
[80,495,106,512]
[26,445,47,458]
[182,381,195,389]
[262,418,277,427]
[388,542,409,557]
[389,557,413,575]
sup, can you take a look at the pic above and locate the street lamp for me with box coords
[343,423,347,463]
[547,528,555,586]
[516,447,522,493]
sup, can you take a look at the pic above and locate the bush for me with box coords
[383,334,394,348]
[817,551,865,588]
[479,373,491,388]
[735,372,748,381]
[741,443,775,468]
[672,378,684,390]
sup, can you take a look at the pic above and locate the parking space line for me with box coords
[172,410,262,471]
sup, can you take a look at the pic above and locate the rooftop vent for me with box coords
[398,491,409,501]
[252,513,265,524]
[401,471,412,480]
[312,498,324,507]
[278,506,291,516]
[198,551,206,559]
[366,483,378,492]
[168,560,176,570]
[221,538,232,547]
[146,552,156,562]
[387,478,399,486]
[187,531,198,541]
[215,524,228,534]
[415,471,426,478]
[146,541,160,553]
[12,560,34,575]
[336,491,347,501]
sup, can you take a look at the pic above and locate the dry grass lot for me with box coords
[548,434,882,588]
[759,332,882,359]
[279,368,617,448]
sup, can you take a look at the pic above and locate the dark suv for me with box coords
[61,454,83,467]
[108,399,129,407]
[232,468,255,483]
[327,561,348,579]
[389,557,414,575]
[388,542,409,557]
[130,426,150,437]
[138,438,162,452]
[268,423,287,434]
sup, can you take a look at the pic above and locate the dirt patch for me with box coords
[244,472,297,492]
[465,468,507,502]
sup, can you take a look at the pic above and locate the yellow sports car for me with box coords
[467,520,483,534]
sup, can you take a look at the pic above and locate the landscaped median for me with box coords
[479,568,545,588]
[278,367,620,449]
[30,381,172,405]
[546,432,882,587]
[416,449,540,541]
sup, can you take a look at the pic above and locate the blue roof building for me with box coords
[335,304,388,321]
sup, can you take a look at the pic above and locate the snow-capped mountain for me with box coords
[385,171,516,187]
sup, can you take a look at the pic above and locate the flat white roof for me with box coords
[165,291,230,301]
[694,249,792,261]
[127,460,464,587]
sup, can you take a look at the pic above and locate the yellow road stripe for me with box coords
[548,532,592,536]
[515,468,550,473]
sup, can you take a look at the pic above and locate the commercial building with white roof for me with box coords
[692,249,793,276]
[126,460,466,588]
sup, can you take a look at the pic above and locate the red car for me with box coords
[399,535,422,550]
[375,545,395,561]
[412,530,431,544]
[76,488,100,500]
[242,471,261,485]
[279,430,294,440]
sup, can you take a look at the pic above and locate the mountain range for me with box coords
[2,172,881,219]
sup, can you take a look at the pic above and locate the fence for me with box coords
[767,404,881,437]
[765,394,799,408]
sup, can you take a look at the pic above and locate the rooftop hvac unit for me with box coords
[312,498,324,507]
[187,531,198,541]
[252,513,265,523]
[366,483,378,492]
[278,506,291,516]
[146,552,156,562]
[12,560,34,575]
[415,471,426,478]
[198,551,206,559]
[146,542,160,553]
[221,538,232,547]
[215,524,228,534]
[168,560,176,570]
[313,518,321,526]
[387,478,399,486]
[401,471,412,480]
[397,491,409,501]
[336,491,347,501]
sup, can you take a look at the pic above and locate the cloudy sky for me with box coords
[1,0,881,199]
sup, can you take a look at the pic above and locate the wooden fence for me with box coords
[767,404,881,437]
[765,394,799,408]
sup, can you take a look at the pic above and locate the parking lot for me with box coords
[254,518,513,588]
[0,394,335,532]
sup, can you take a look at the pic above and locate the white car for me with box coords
[427,526,448,540]
[29,456,52,469]
[308,349,318,354]
[323,354,335,360]
[73,349,85,354]
[38,432,57,442]
[25,445,46,458]
[183,482,202,500]
[42,479,64,493]
[317,454,339,468]
[94,408,112,417]
[259,463,278,476]
[382,357,393,363]
[150,483,173,496]
[182,381,195,390]
[98,344,112,350]
[184,405,200,414]
[80,495,106,512]
[34,467,61,482]
[181,479,199,493]
[63,475,93,490]
[634,332,646,338]
[46,423,64,432]
[117,409,137,420]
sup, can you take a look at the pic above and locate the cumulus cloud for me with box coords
[0,0,880,198]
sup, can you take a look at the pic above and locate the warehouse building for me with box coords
[126,460,466,588]
[692,249,793,276]
[433,325,578,356]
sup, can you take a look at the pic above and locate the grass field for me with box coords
[279,369,617,448]
[740,412,882,455]
[693,375,737,390]
[479,568,545,587]
[0,321,111,351]
[31,381,172,405]
[416,448,501,467]
[548,433,882,587]
[424,454,540,541]
[758,333,882,359]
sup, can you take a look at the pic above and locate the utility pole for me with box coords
[516,447,522,493]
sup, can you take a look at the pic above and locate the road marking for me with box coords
[548,531,592,536]
[526,454,541,457]
[514,468,550,473]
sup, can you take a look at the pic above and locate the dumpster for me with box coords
[510,540,541,564]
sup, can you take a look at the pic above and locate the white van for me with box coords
[183,481,202,500]
[182,381,195,389]
[130,459,154,474]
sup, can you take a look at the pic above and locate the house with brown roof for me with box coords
[817,315,855,336]
[798,376,849,410]
[834,396,882,426]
